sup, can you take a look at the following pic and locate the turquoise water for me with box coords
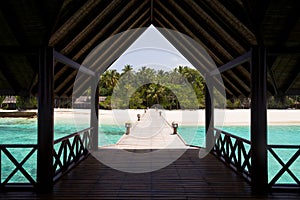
[1,117,300,184]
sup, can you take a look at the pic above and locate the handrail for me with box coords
[53,127,94,182]
[212,128,252,183]
[268,144,300,149]
[54,127,93,144]
[0,144,38,148]
[0,128,95,190]
[213,128,300,190]
[214,128,251,144]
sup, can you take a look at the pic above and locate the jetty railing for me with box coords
[53,127,93,182]
[212,128,252,182]
[0,144,38,189]
[213,128,300,190]
[268,145,300,189]
[0,127,94,190]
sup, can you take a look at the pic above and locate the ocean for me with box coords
[0,117,299,184]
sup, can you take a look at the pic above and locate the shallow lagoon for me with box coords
[0,117,299,184]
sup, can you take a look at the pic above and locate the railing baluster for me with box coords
[0,145,37,188]
[237,141,241,172]
[212,128,251,183]
[0,128,93,189]
[53,127,93,182]
[268,146,300,187]
[213,128,300,190]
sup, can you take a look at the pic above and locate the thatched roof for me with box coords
[0,0,299,98]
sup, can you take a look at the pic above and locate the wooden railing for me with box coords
[53,127,93,182]
[0,144,38,189]
[213,128,300,190]
[0,128,94,189]
[212,128,252,182]
[268,145,300,188]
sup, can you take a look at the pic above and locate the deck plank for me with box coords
[1,111,300,199]
[1,149,300,199]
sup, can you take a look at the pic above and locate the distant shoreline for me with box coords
[1,108,299,126]
[53,108,300,126]
[0,111,37,118]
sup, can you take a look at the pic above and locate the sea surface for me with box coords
[0,117,299,184]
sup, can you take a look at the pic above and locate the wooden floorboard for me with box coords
[1,149,300,199]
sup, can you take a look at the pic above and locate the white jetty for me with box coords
[102,109,188,149]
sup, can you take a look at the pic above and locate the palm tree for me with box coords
[146,83,167,106]
[99,69,120,96]
[136,66,155,84]
[121,64,133,75]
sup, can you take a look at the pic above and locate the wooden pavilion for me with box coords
[0,0,300,198]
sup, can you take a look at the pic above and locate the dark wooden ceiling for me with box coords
[0,0,299,98]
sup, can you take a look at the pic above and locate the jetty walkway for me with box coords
[102,109,188,149]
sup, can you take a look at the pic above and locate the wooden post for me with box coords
[90,77,99,151]
[37,46,54,192]
[205,83,214,152]
[250,46,268,194]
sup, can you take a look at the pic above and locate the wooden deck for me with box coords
[1,111,299,199]
[105,109,187,149]
[1,149,300,199]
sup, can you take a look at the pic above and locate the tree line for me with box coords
[99,65,205,109]
[98,65,300,110]
[1,65,299,110]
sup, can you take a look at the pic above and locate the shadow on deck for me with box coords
[1,149,300,199]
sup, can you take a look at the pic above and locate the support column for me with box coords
[90,77,99,151]
[250,46,268,194]
[205,83,214,152]
[37,46,54,192]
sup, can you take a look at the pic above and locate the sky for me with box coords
[109,25,193,72]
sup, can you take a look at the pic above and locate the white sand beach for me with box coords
[52,108,300,126]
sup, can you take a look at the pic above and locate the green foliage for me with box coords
[267,96,296,109]
[16,96,37,110]
[99,69,120,96]
[99,65,205,109]
[226,99,241,109]
[99,96,112,109]
[96,65,300,110]
[0,96,5,105]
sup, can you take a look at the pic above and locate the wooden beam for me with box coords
[154,1,224,66]
[243,0,269,44]
[72,13,149,97]
[37,46,54,192]
[205,83,214,153]
[202,0,256,45]
[250,46,268,194]
[58,0,124,55]
[53,1,150,97]
[53,50,96,77]
[49,0,102,46]
[210,51,251,76]
[90,77,99,151]
[184,0,246,54]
